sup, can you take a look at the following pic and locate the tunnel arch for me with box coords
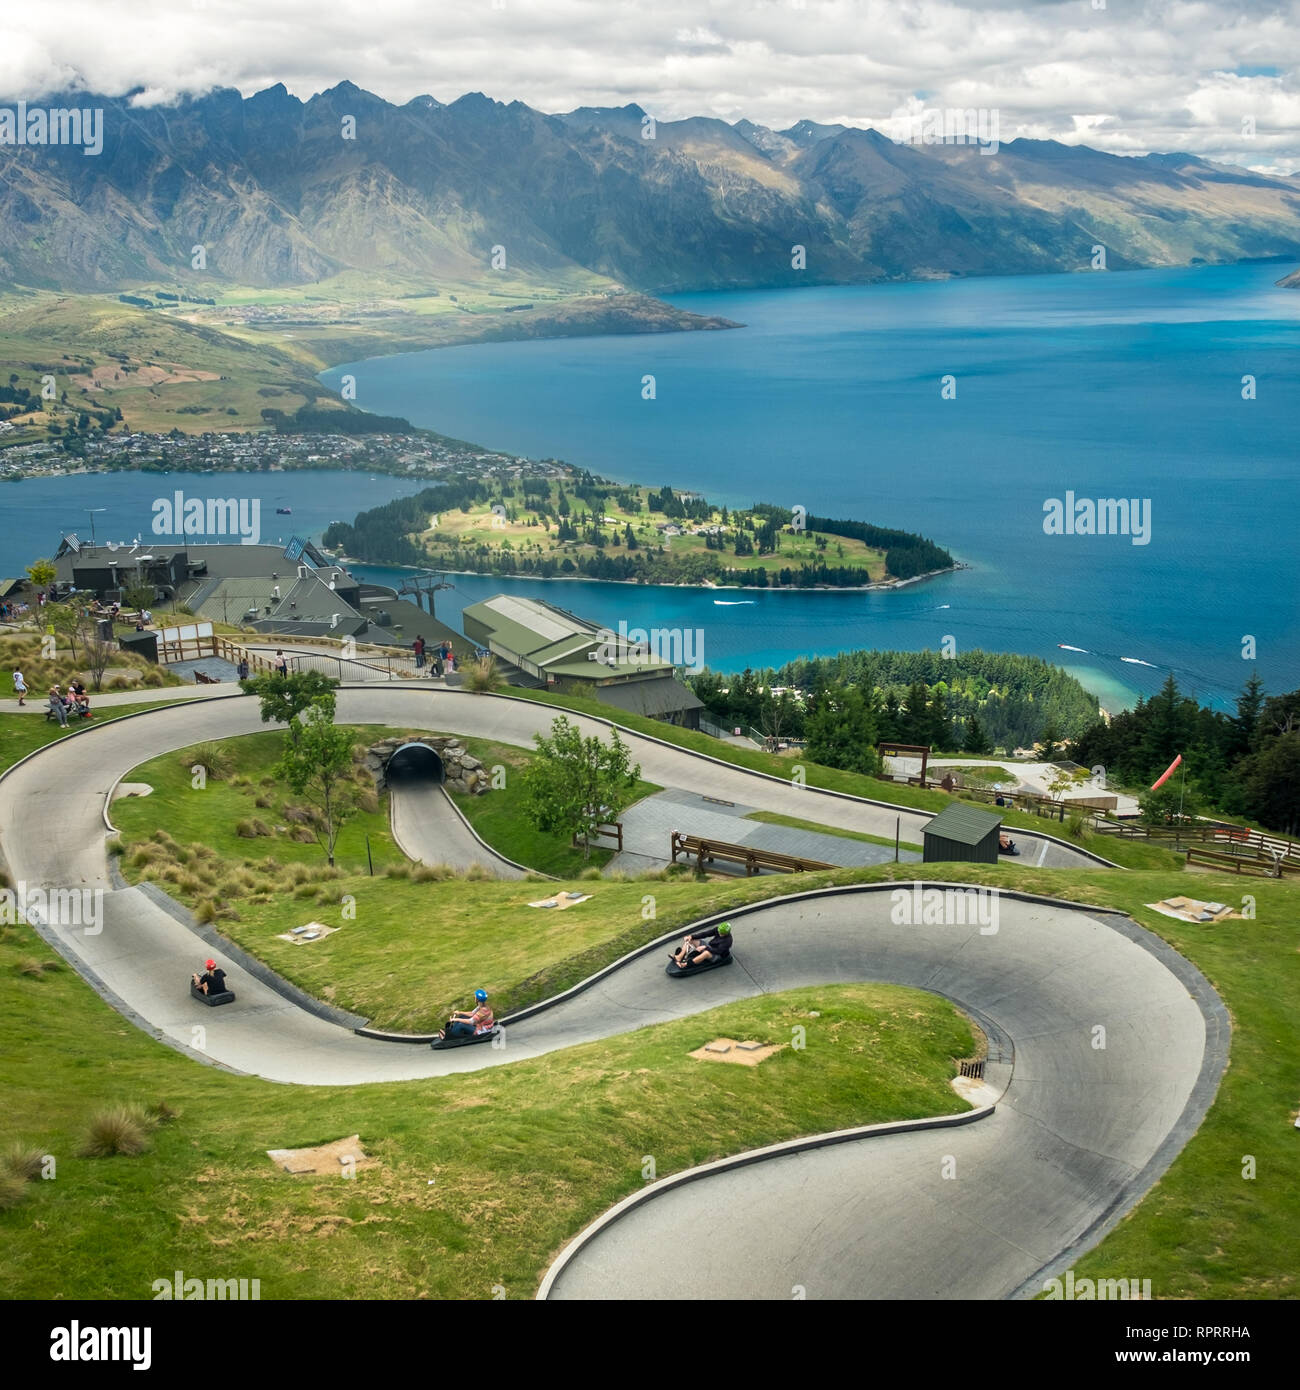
[385,741,445,784]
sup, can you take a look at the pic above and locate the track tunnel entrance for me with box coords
[385,742,446,784]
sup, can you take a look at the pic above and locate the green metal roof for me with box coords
[464,594,675,677]
[923,801,1002,846]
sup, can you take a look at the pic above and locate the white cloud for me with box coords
[0,0,1296,171]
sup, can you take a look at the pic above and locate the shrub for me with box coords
[463,656,503,694]
[0,1172,27,1211]
[80,1106,151,1158]
[17,958,45,978]
[290,828,315,844]
[1066,811,1087,840]
[384,864,411,880]
[254,794,273,808]
[146,1101,180,1125]
[186,741,232,779]
[580,867,602,881]
[411,864,452,882]
[356,789,379,815]
[1,1144,45,1181]
[194,901,217,924]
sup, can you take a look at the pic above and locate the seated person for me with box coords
[192,958,228,995]
[440,989,493,1039]
[998,834,1017,853]
[68,678,89,710]
[670,921,733,968]
[46,687,69,727]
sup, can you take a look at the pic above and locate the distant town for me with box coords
[0,426,560,485]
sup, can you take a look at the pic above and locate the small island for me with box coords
[323,470,957,590]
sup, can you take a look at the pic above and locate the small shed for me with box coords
[922,802,1002,865]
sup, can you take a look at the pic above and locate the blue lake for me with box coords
[322,263,1300,711]
[3,264,1296,713]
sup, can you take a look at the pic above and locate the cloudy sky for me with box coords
[4,0,1298,173]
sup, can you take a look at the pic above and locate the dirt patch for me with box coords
[689,1037,782,1067]
[266,1134,377,1176]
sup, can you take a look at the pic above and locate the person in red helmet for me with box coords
[192,958,228,995]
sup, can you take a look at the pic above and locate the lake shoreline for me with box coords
[336,552,971,594]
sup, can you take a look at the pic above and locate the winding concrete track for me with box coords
[388,774,527,879]
[0,687,1225,1298]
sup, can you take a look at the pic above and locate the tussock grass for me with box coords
[1,1143,45,1181]
[80,1106,151,1158]
[0,1171,28,1211]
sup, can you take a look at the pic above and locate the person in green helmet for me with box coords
[670,921,733,968]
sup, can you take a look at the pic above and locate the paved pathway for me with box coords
[609,787,922,875]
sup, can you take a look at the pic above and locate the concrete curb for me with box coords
[537,1101,998,1300]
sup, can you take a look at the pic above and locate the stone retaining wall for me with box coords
[362,736,489,795]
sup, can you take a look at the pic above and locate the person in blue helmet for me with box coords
[440,989,494,1040]
[670,921,733,969]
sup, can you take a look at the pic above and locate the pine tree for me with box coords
[1232,671,1266,757]
[963,712,992,755]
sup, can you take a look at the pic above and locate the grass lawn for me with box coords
[110,727,406,882]
[0,948,974,1299]
[948,764,1021,787]
[415,484,888,583]
[0,702,193,776]
[746,809,924,853]
[447,736,661,876]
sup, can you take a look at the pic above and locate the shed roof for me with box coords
[923,801,1002,846]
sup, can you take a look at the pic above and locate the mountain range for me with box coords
[3,83,1300,293]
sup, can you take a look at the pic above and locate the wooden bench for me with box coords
[670,830,835,876]
[192,670,220,685]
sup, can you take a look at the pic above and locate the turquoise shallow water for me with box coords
[321,263,1300,711]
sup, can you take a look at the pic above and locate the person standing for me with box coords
[12,668,26,706]
[275,650,288,678]
[236,656,250,681]
[413,634,425,668]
